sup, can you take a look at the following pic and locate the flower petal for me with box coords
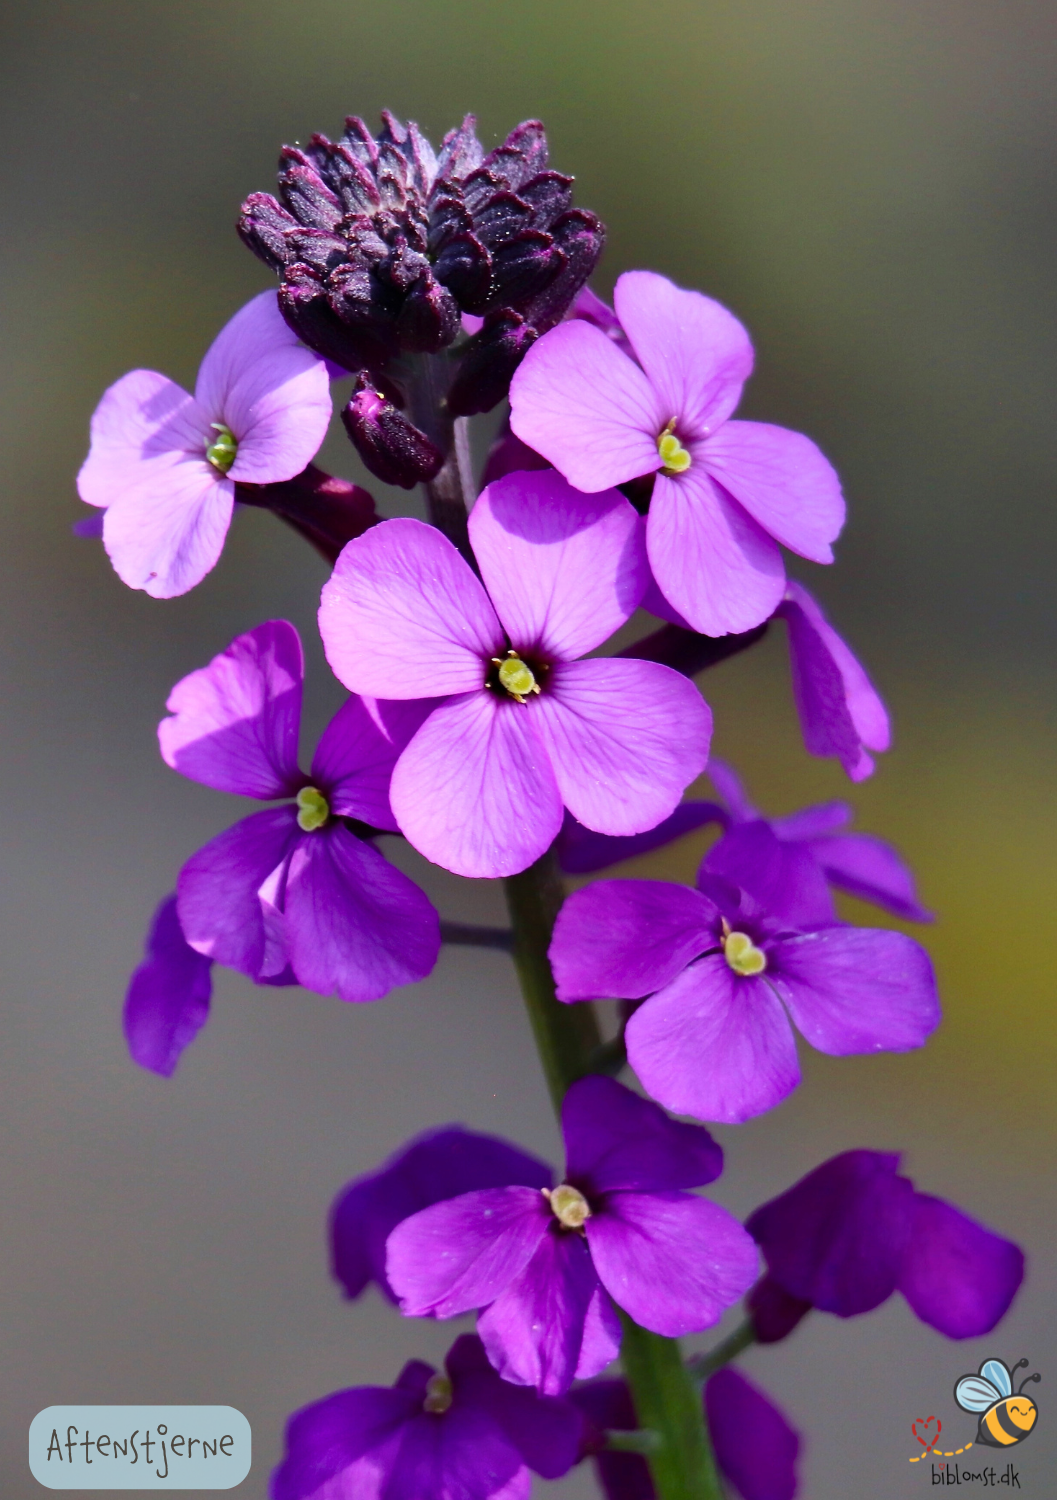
[778,581,889,781]
[319,519,503,698]
[271,1384,416,1500]
[897,1193,1024,1338]
[647,468,785,637]
[386,1187,551,1319]
[533,658,711,835]
[447,1334,584,1480]
[384,1404,527,1500]
[556,801,726,875]
[331,1132,552,1304]
[469,472,646,661]
[390,692,562,879]
[477,1229,607,1395]
[77,369,208,508]
[158,620,303,798]
[771,927,940,1055]
[809,832,933,922]
[705,1368,800,1500]
[509,319,663,492]
[613,271,754,437]
[102,457,234,598]
[576,1286,624,1381]
[587,1190,758,1336]
[769,799,852,839]
[625,958,801,1124]
[746,1150,915,1317]
[706,757,760,822]
[550,879,720,1003]
[176,807,300,977]
[311,696,437,831]
[702,818,837,930]
[701,420,845,563]
[282,825,440,1003]
[123,895,212,1077]
[562,1075,723,1193]
[196,291,331,485]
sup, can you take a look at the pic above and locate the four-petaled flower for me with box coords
[318,469,712,878]
[78,291,332,598]
[270,1333,583,1500]
[551,873,939,1123]
[509,270,845,637]
[385,1075,758,1395]
[161,619,440,1003]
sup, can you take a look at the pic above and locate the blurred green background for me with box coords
[0,2,1053,1495]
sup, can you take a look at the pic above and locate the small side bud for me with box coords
[342,375,444,489]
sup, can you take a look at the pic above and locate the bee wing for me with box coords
[956,1376,1001,1412]
[981,1360,1012,1397]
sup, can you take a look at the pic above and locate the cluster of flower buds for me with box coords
[75,104,1028,1500]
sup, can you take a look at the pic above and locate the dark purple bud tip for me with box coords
[342,375,444,488]
[447,310,539,417]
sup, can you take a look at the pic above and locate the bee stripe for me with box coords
[985,1405,1024,1445]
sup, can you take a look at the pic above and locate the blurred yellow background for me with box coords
[0,3,1053,1496]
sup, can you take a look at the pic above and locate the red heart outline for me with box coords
[912,1416,942,1450]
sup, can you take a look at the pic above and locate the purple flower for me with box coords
[550,877,939,1124]
[777,582,889,781]
[331,1126,552,1305]
[318,470,712,879]
[746,1150,1025,1341]
[123,894,212,1077]
[385,1076,758,1395]
[271,1333,583,1500]
[574,1369,800,1500]
[77,291,331,598]
[508,270,845,637]
[162,619,440,1003]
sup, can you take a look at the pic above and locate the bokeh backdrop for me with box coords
[1,2,1054,1496]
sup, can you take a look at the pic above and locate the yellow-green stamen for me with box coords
[205,422,238,473]
[724,930,767,977]
[296,785,330,832]
[657,421,691,475]
[544,1183,592,1230]
[422,1374,453,1414]
[495,650,540,704]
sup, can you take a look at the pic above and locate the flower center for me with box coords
[723,930,767,976]
[657,421,691,475]
[296,785,330,832]
[205,422,238,473]
[422,1374,453,1414]
[544,1183,592,1230]
[494,650,541,704]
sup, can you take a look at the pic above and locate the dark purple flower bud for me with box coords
[239,111,604,386]
[124,895,212,1077]
[341,375,444,488]
[746,1275,812,1344]
[746,1150,1024,1341]
[446,309,539,417]
[330,1125,552,1304]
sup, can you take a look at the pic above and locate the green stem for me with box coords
[687,1320,756,1385]
[503,848,726,1500]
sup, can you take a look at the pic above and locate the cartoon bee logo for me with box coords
[955,1358,1041,1448]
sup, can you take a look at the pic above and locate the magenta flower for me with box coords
[331,1126,552,1305]
[746,1150,1025,1342]
[77,291,331,598]
[123,893,213,1077]
[385,1076,758,1395]
[162,619,440,1003]
[550,876,939,1124]
[509,271,845,637]
[318,469,712,878]
[574,1370,800,1500]
[271,1333,583,1500]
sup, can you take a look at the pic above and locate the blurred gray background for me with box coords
[0,2,1054,1495]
